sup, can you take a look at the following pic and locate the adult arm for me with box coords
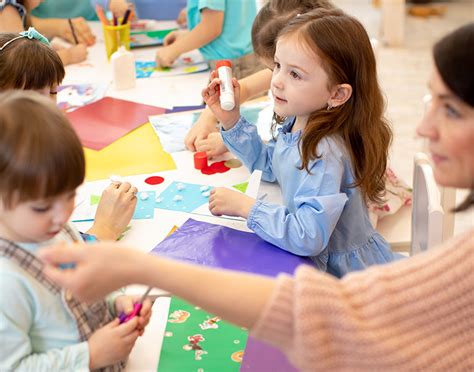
[39,230,474,370]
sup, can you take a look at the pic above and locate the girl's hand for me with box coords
[208,188,256,218]
[201,74,241,129]
[155,45,180,68]
[88,318,139,369]
[58,17,96,46]
[88,182,138,241]
[195,132,228,159]
[40,242,141,302]
[184,108,219,152]
[115,295,153,336]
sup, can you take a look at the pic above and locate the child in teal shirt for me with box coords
[156,0,263,79]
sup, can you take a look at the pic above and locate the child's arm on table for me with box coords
[40,244,275,330]
[56,44,88,66]
[155,8,224,67]
[86,182,138,241]
[185,69,273,155]
[31,17,96,46]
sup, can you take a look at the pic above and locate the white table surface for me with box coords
[67,21,280,371]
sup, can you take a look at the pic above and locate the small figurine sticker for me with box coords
[183,334,208,360]
[168,309,190,323]
[199,316,221,330]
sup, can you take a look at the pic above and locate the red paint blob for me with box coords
[145,176,165,185]
[201,161,230,175]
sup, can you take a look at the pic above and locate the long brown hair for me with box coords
[0,91,85,209]
[252,0,335,62]
[0,33,65,91]
[279,9,392,205]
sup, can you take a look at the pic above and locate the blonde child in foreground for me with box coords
[0,91,152,371]
[41,22,473,371]
[205,9,395,276]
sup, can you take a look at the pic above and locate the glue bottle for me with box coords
[111,46,136,90]
[216,60,235,111]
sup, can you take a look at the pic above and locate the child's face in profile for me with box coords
[35,85,59,103]
[0,190,76,243]
[271,34,332,118]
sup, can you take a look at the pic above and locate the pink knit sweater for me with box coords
[252,229,474,371]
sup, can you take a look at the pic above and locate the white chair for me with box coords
[410,153,444,255]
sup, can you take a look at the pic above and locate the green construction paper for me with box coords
[232,182,248,193]
[90,195,101,206]
[158,297,248,371]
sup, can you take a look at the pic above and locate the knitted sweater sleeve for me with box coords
[251,229,474,371]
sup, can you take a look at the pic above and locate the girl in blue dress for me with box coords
[203,8,395,277]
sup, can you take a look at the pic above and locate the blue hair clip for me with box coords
[0,27,51,51]
[19,27,50,46]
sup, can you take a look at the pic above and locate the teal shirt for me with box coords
[186,0,256,61]
[31,0,98,20]
[0,224,120,371]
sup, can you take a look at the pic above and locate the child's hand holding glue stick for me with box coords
[201,60,241,130]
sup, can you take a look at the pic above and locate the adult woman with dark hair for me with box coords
[41,23,473,371]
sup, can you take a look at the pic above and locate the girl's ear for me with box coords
[328,84,352,108]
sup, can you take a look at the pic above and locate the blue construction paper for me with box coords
[133,191,156,219]
[155,182,210,213]
[135,61,156,79]
[150,218,313,277]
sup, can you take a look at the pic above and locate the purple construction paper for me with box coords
[165,105,205,114]
[151,218,310,371]
[241,337,297,372]
[150,218,313,277]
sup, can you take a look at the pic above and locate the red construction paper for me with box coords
[67,97,166,150]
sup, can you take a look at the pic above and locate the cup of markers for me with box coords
[97,5,133,60]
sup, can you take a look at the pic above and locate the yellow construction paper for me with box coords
[84,122,176,181]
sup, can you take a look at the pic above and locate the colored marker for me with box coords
[95,5,109,25]
[121,9,131,25]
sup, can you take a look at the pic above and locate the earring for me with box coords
[326,103,333,111]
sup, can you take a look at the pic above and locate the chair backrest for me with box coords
[410,153,444,255]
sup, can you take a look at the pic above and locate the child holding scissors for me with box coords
[0,91,152,371]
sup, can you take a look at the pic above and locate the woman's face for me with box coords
[417,66,474,189]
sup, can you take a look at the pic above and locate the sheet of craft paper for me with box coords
[151,218,313,277]
[57,83,109,112]
[149,112,201,153]
[84,123,176,181]
[157,297,247,372]
[72,191,156,222]
[67,97,166,150]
